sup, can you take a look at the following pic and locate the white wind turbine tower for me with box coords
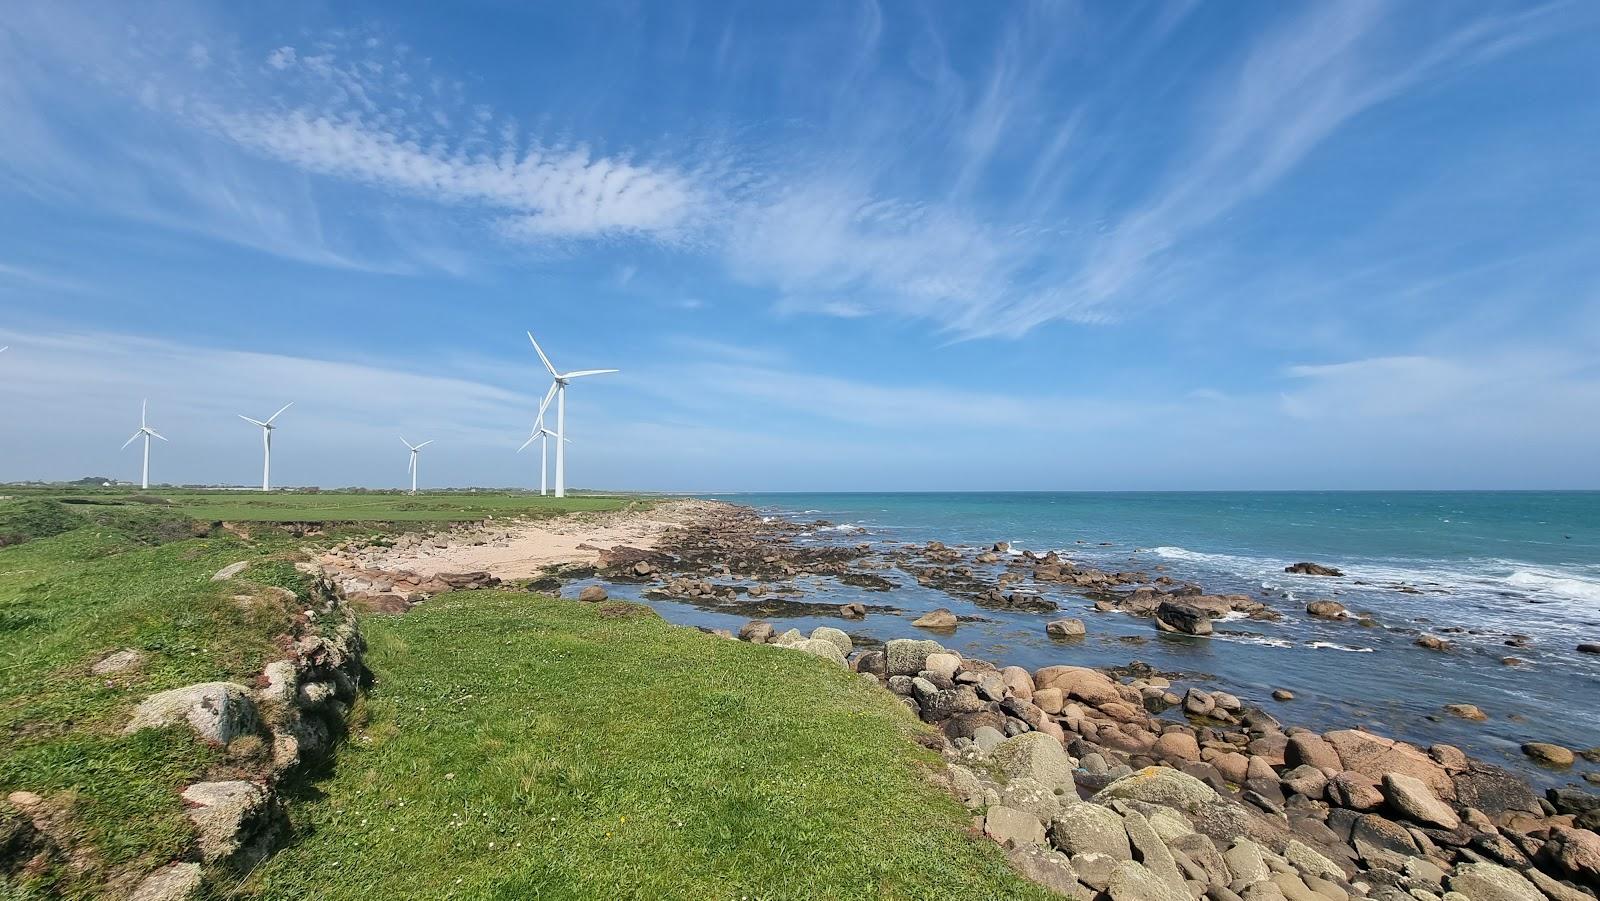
[121,400,167,490]
[401,437,433,495]
[238,403,292,491]
[527,331,617,498]
[517,413,561,496]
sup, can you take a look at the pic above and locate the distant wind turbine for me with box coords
[120,399,167,490]
[527,331,617,498]
[401,436,433,495]
[238,403,292,491]
[517,414,561,496]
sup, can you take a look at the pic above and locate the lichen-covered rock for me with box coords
[1446,861,1545,901]
[180,780,280,867]
[128,862,203,901]
[789,638,847,666]
[124,682,258,745]
[1282,839,1343,882]
[211,561,249,581]
[885,638,946,676]
[1005,844,1078,896]
[1096,766,1219,809]
[1382,772,1460,829]
[1050,803,1133,860]
[91,648,144,675]
[991,732,1075,791]
[984,804,1046,847]
[1106,860,1190,901]
[809,626,852,657]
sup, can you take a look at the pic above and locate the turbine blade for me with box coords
[149,430,168,441]
[266,402,293,424]
[141,399,147,426]
[122,431,142,449]
[527,331,559,377]
[536,381,558,419]
[239,414,267,427]
[517,433,537,452]
[561,368,619,379]
[416,440,433,449]
[401,436,415,450]
[408,453,416,473]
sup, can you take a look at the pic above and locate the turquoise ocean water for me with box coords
[589,492,1600,785]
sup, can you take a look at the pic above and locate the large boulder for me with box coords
[991,732,1075,791]
[179,780,281,867]
[1285,733,1341,771]
[1545,826,1600,885]
[1381,772,1459,829]
[809,626,852,657]
[1106,860,1190,901]
[885,638,946,676]
[1446,862,1546,901]
[124,682,258,746]
[1033,666,1121,707]
[789,638,847,666]
[1050,802,1133,860]
[1153,601,1212,636]
[1324,730,1454,800]
[1096,766,1218,810]
[1045,618,1086,638]
[1452,761,1536,819]
[1285,562,1343,577]
[983,805,1046,847]
[910,608,958,630]
[1005,845,1079,896]
[1117,806,1184,889]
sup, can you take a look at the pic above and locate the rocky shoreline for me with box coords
[313,499,1600,900]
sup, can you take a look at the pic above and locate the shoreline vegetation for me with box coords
[2,488,1597,900]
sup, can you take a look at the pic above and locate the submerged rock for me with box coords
[910,608,958,630]
[1521,742,1575,767]
[1285,562,1343,577]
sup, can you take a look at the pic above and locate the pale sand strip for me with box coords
[354,498,723,579]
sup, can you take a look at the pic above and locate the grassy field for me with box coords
[2,492,1043,900]
[0,487,648,523]
[248,592,1047,901]
[0,497,311,898]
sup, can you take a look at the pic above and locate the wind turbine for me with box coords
[527,331,617,498]
[121,399,167,490]
[401,437,433,495]
[238,403,292,491]
[516,415,561,496]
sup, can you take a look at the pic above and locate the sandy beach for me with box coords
[335,498,727,579]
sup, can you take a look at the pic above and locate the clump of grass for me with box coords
[249,592,1050,900]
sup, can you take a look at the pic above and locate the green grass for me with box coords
[0,498,309,898]
[249,593,1047,901]
[0,487,651,523]
[2,493,1043,900]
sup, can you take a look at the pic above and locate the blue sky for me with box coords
[2,1,1599,491]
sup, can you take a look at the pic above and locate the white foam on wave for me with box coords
[1307,641,1375,653]
[1211,633,1294,649]
[1147,546,1600,615]
[1505,569,1600,603]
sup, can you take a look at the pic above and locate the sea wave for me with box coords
[1144,545,1599,610]
[1504,569,1600,603]
[1307,641,1375,653]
